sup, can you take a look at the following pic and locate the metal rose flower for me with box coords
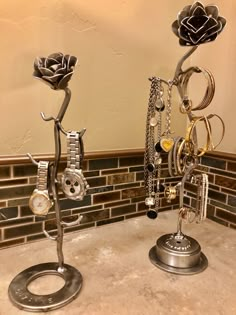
[172,1,226,46]
[33,52,78,90]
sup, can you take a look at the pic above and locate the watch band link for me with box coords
[67,131,81,170]
[36,161,49,191]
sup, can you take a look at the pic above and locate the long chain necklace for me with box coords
[144,77,164,219]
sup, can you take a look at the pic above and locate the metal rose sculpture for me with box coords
[33,52,77,89]
[172,1,226,46]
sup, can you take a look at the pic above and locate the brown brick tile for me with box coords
[0,237,25,249]
[0,166,10,179]
[208,189,227,203]
[108,173,134,185]
[129,166,144,172]
[59,195,91,210]
[89,158,118,170]
[4,222,43,239]
[228,195,236,207]
[215,175,236,190]
[82,170,99,178]
[216,208,236,224]
[93,191,120,204]
[115,182,140,190]
[0,217,33,228]
[121,187,145,199]
[101,168,128,175]
[119,156,144,167]
[227,162,236,173]
[72,205,103,215]
[106,199,130,208]
[136,172,144,181]
[0,178,28,187]
[81,209,110,224]
[161,198,178,207]
[111,204,136,217]
[8,197,29,207]
[20,205,34,217]
[206,204,215,218]
[210,168,236,179]
[88,185,113,195]
[125,211,146,219]
[13,164,37,177]
[96,216,124,226]
[0,185,35,200]
[201,156,226,169]
[87,176,106,187]
[210,200,236,213]
[0,207,18,219]
[137,202,146,212]
[221,187,236,195]
[0,201,6,207]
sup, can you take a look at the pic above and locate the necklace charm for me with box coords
[160,136,174,152]
[145,197,155,206]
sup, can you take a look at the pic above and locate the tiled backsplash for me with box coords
[184,152,236,229]
[0,150,235,249]
[0,150,179,249]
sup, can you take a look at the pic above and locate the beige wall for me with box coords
[0,0,233,155]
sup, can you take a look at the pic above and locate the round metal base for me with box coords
[149,245,208,275]
[8,262,83,312]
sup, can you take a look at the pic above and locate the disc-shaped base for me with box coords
[8,262,83,312]
[149,246,208,275]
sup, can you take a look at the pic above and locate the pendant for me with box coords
[145,197,155,206]
[155,98,165,112]
[160,137,174,152]
[150,117,158,127]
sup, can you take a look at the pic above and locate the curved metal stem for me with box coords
[177,162,198,236]
[49,87,71,269]
[56,87,71,122]
[173,46,198,83]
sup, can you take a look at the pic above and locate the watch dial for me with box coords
[63,173,82,198]
[32,195,49,214]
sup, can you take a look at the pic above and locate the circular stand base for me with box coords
[149,246,208,275]
[8,262,83,312]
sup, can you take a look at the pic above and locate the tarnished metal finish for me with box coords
[8,263,82,312]
[149,245,208,275]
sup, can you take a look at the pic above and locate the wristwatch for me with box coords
[61,131,89,200]
[29,161,53,216]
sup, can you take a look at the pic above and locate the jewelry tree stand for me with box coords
[9,53,88,311]
[145,2,226,275]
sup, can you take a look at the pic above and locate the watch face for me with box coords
[61,170,88,200]
[29,192,52,216]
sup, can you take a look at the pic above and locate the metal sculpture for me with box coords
[8,53,88,311]
[145,2,226,275]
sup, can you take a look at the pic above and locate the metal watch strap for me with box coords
[67,131,81,170]
[36,161,49,191]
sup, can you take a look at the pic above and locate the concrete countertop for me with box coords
[0,210,235,315]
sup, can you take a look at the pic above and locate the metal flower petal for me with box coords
[172,1,226,46]
[33,52,78,90]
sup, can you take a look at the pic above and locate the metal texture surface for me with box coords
[8,262,82,312]
[155,233,201,268]
[149,245,208,275]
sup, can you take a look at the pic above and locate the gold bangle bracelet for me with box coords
[185,114,225,156]
[178,66,215,113]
